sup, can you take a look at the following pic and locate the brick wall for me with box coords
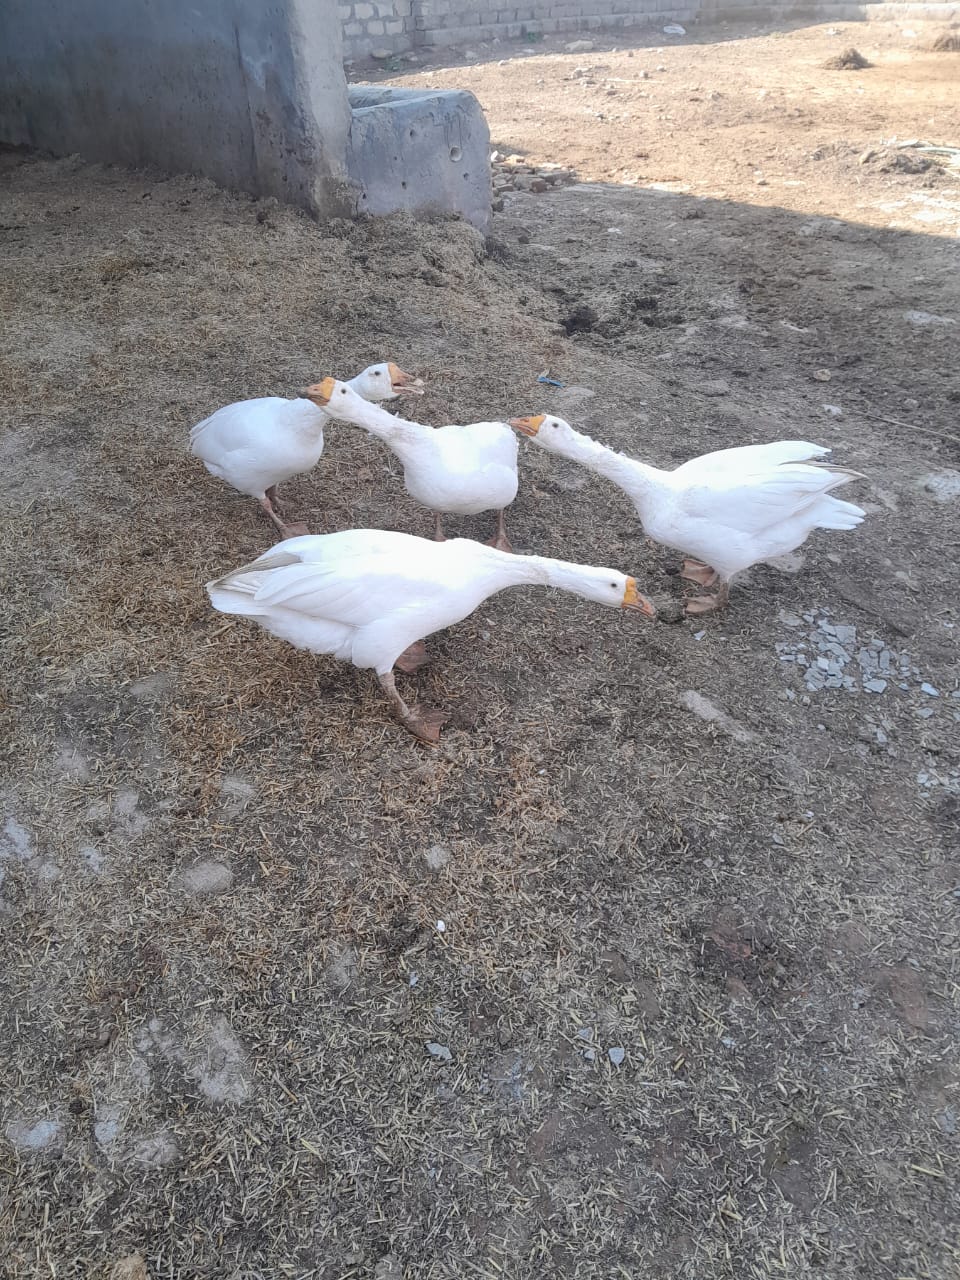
[340,0,958,60]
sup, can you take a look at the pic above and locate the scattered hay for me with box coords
[823,47,872,69]
[930,31,960,51]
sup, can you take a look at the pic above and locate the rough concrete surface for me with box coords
[347,86,491,229]
[0,0,353,216]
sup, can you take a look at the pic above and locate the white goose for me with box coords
[302,378,519,551]
[510,416,866,613]
[190,362,423,536]
[206,529,655,743]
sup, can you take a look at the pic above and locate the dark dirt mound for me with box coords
[931,30,960,51]
[823,47,872,70]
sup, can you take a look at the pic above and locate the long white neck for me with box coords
[551,426,668,514]
[473,545,619,604]
[333,396,429,464]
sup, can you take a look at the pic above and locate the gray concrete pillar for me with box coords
[0,0,354,217]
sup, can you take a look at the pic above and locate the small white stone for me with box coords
[179,861,234,895]
[5,1117,63,1152]
[608,1047,626,1066]
[435,919,446,933]
[422,845,451,872]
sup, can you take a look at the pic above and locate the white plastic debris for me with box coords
[663,23,686,35]
[435,919,446,933]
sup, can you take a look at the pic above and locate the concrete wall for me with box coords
[0,0,493,229]
[0,0,354,218]
[341,0,959,59]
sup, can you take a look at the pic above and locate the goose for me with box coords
[509,416,865,613]
[301,378,519,551]
[190,363,423,537]
[206,529,655,743]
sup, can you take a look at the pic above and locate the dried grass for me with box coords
[0,147,957,1279]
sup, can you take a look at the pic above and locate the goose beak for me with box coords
[508,414,545,437]
[622,577,657,619]
[301,377,337,406]
[388,363,425,396]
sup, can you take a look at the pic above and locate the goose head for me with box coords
[301,377,362,415]
[576,567,657,618]
[508,414,579,452]
[351,361,424,401]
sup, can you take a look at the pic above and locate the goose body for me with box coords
[303,379,519,549]
[206,529,654,741]
[191,396,329,495]
[190,362,422,535]
[510,418,866,612]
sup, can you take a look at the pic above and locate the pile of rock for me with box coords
[491,151,577,210]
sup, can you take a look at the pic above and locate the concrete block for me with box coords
[366,18,385,31]
[344,20,364,33]
[354,2,375,15]
[346,85,490,230]
[385,17,406,31]
[338,4,353,19]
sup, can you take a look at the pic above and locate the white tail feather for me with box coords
[812,495,866,530]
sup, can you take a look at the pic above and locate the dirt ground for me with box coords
[2,19,959,1280]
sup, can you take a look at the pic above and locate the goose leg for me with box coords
[258,496,288,534]
[265,484,284,514]
[685,581,730,615]
[395,640,430,675]
[680,558,719,587]
[432,512,447,542]
[486,509,513,554]
[259,491,309,540]
[378,671,448,745]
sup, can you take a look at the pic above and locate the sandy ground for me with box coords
[2,19,959,1280]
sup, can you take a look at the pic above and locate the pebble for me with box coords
[422,844,451,871]
[179,860,233,895]
[919,469,960,503]
[5,1117,63,1152]
[110,1258,150,1280]
[903,310,956,327]
[608,1047,626,1066]
[426,1042,452,1062]
[566,39,595,52]
[864,679,888,694]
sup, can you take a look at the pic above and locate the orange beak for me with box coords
[388,362,425,396]
[300,376,337,406]
[508,414,546,437]
[622,577,657,619]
